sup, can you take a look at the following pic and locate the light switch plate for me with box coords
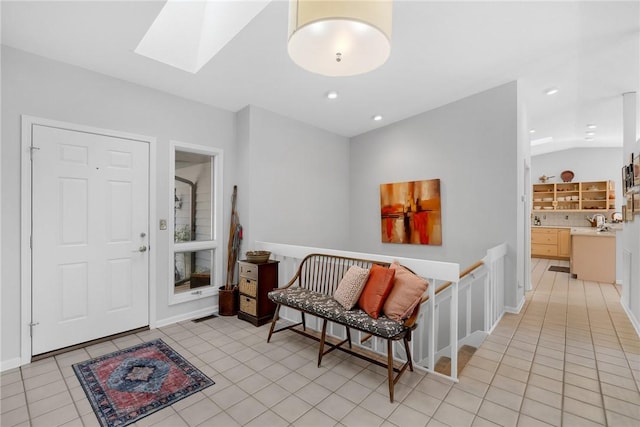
[159,219,167,230]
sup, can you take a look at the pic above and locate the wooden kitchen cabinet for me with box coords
[531,227,570,260]
[532,180,615,212]
[571,234,616,283]
[557,228,571,258]
[237,260,279,326]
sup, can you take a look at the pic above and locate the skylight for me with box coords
[135,0,271,73]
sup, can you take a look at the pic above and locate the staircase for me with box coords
[434,345,477,376]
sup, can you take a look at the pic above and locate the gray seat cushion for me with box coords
[268,287,407,339]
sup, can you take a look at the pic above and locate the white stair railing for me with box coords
[255,241,507,383]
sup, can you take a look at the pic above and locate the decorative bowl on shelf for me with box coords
[561,170,574,182]
[246,250,271,263]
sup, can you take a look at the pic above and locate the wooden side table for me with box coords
[237,260,279,326]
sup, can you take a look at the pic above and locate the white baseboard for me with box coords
[154,306,219,328]
[621,299,640,338]
[1,357,23,372]
[487,311,506,334]
[504,296,525,314]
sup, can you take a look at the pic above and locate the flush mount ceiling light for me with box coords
[544,87,559,95]
[373,115,383,121]
[288,0,393,77]
[586,131,595,136]
[586,124,597,129]
[529,129,536,134]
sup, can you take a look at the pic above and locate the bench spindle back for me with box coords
[296,254,391,295]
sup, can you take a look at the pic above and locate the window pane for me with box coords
[174,249,214,293]
[175,151,213,242]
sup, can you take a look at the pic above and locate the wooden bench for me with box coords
[266,253,426,402]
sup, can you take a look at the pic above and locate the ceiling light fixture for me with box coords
[586,124,597,129]
[586,131,595,136]
[585,137,594,141]
[544,87,559,95]
[326,91,338,99]
[287,0,393,77]
[373,115,383,121]
[529,129,536,134]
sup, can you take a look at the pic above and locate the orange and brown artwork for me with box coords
[380,179,442,245]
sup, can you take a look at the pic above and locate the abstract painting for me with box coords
[380,179,442,245]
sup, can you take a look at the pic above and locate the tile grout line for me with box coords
[516,259,565,426]
[594,278,640,424]
[586,280,610,427]
[572,277,606,427]
[471,257,550,426]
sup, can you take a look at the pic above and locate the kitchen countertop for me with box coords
[570,226,620,237]
[532,225,622,233]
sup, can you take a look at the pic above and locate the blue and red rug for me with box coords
[73,338,214,427]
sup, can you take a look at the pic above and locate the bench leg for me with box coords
[346,327,352,349]
[301,312,306,331]
[403,336,414,372]
[267,304,281,343]
[318,318,328,367]
[387,339,395,402]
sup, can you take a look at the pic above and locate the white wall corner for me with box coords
[503,296,526,314]
[0,358,23,373]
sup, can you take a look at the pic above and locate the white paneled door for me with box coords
[31,125,149,355]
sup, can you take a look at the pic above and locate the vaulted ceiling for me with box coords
[2,1,638,154]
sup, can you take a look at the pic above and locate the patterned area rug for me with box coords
[73,338,214,427]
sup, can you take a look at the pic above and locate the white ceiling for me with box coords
[2,1,639,154]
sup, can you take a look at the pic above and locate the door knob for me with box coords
[133,246,148,253]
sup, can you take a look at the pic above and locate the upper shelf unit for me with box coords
[532,180,615,212]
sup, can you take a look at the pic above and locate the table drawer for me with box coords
[239,277,257,297]
[240,295,257,316]
[239,263,258,280]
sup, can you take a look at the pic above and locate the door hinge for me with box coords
[29,146,40,160]
[29,322,39,337]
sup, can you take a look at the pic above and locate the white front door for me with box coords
[31,124,150,355]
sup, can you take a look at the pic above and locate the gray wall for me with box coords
[348,82,520,308]
[1,47,353,366]
[1,47,236,365]
[237,105,351,251]
[531,147,624,209]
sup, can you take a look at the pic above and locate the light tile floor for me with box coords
[2,258,640,426]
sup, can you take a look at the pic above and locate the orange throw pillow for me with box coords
[383,261,428,322]
[358,264,396,319]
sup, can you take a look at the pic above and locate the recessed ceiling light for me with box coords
[373,115,383,121]
[586,124,597,129]
[326,91,338,99]
[529,129,536,134]
[586,131,595,136]
[544,87,559,95]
